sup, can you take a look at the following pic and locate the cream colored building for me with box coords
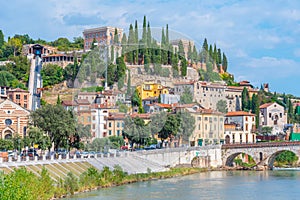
[176,104,224,146]
[224,111,256,144]
[0,99,30,139]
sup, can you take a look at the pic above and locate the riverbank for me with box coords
[59,167,208,199]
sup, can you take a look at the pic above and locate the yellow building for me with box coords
[136,82,169,100]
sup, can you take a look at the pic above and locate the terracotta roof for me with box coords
[130,113,151,119]
[90,103,115,109]
[226,111,256,117]
[259,103,274,109]
[154,103,174,109]
[8,88,29,93]
[62,100,78,106]
[107,112,126,120]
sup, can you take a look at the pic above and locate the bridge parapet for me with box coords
[222,141,300,149]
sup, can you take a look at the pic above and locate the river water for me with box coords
[68,170,300,200]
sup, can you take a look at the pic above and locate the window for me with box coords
[117,122,120,127]
[117,130,120,136]
[204,117,208,121]
[109,130,112,135]
[93,116,95,120]
[198,124,201,130]
[245,117,248,121]
[205,124,207,130]
[109,122,112,128]
[280,113,282,118]
[24,104,27,108]
[5,119,12,126]
[16,94,20,99]
[24,95,27,100]
[269,113,271,118]
[197,117,201,121]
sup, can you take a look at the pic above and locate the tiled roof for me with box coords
[226,111,256,116]
[62,100,78,106]
[259,103,274,109]
[130,113,151,119]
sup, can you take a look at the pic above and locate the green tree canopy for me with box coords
[30,104,77,150]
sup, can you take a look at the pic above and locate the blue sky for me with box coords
[1,0,300,96]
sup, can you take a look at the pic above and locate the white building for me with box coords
[259,102,287,135]
[224,111,256,144]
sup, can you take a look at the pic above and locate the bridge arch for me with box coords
[225,151,257,167]
[267,149,300,169]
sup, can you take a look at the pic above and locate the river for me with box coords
[67,170,300,200]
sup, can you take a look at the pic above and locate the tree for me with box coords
[158,114,180,143]
[251,94,260,128]
[216,100,228,113]
[7,37,22,56]
[180,58,187,76]
[107,63,116,86]
[147,21,152,47]
[0,30,4,48]
[176,111,195,146]
[222,53,228,72]
[180,86,193,104]
[41,64,64,87]
[242,87,250,111]
[178,40,185,59]
[261,126,273,136]
[121,33,127,56]
[149,112,168,138]
[30,104,77,151]
[123,116,150,147]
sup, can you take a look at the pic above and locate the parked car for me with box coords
[21,149,39,157]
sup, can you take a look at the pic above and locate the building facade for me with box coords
[0,99,30,139]
[224,111,256,144]
[176,104,225,146]
[83,26,123,50]
[7,88,31,110]
[137,82,169,100]
[259,102,287,135]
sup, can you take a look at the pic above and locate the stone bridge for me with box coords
[222,141,300,169]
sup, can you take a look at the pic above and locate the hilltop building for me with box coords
[83,26,123,50]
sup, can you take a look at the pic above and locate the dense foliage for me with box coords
[0,165,205,199]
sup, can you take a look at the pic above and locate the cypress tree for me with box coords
[242,87,249,111]
[147,22,152,47]
[192,45,198,63]
[110,45,114,63]
[0,30,4,48]
[166,24,169,45]
[134,20,139,64]
[217,48,222,65]
[127,24,135,64]
[114,28,119,44]
[208,44,213,61]
[187,41,192,61]
[180,58,187,76]
[222,53,228,72]
[121,33,127,56]
[142,16,147,45]
[178,40,185,59]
